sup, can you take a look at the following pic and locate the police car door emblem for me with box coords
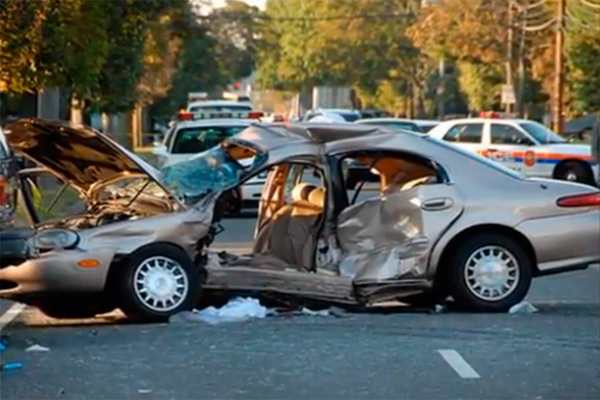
[524,150,536,166]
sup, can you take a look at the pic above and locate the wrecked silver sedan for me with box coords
[1,118,599,319]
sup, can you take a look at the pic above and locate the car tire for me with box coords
[554,161,594,185]
[117,244,201,321]
[447,233,532,312]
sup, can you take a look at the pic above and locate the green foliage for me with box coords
[457,61,503,111]
[257,0,426,107]
[210,0,262,81]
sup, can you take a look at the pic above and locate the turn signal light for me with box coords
[556,193,600,207]
[77,259,100,268]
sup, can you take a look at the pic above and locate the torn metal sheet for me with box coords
[336,188,429,283]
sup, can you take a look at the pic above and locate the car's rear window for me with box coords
[336,112,360,122]
[171,125,248,154]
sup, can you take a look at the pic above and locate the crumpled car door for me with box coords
[336,184,463,286]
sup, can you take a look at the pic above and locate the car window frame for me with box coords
[332,148,449,210]
[489,122,536,146]
[442,122,485,144]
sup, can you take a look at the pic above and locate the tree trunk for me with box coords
[407,83,415,119]
[131,105,143,149]
[70,96,84,125]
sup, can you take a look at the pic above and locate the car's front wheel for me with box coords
[447,233,532,312]
[117,244,201,321]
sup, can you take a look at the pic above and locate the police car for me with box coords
[153,104,267,213]
[427,117,598,186]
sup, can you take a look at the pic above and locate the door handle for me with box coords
[421,197,453,211]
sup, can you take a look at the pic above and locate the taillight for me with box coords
[556,193,600,207]
[248,111,264,119]
[177,111,194,121]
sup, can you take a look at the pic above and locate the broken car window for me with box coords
[160,143,265,204]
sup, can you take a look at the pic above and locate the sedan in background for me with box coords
[355,118,423,133]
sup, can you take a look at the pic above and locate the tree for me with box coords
[209,0,262,82]
[408,0,508,114]
[0,0,108,95]
[136,11,183,107]
[257,0,428,114]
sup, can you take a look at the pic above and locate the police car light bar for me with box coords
[177,110,264,121]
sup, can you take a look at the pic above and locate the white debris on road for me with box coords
[25,344,50,352]
[508,301,538,314]
[170,297,272,325]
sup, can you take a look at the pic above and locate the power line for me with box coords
[510,0,550,12]
[192,12,416,22]
[580,0,600,10]
[521,16,557,31]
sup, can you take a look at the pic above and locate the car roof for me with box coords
[413,119,440,125]
[312,108,360,114]
[174,119,253,129]
[231,122,405,155]
[187,100,252,109]
[355,118,418,124]
[438,118,530,125]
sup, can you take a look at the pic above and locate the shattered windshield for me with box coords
[160,144,263,204]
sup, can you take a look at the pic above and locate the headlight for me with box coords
[34,229,80,251]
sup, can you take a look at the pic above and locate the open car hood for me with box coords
[3,118,178,203]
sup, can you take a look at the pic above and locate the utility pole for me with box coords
[553,0,566,133]
[517,6,527,117]
[505,1,514,114]
[437,57,445,120]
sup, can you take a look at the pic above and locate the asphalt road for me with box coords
[1,210,599,400]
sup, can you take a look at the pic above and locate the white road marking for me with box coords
[0,303,26,332]
[438,349,481,379]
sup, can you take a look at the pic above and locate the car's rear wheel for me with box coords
[447,233,532,312]
[554,161,594,185]
[117,244,201,321]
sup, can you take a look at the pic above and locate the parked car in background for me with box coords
[302,108,362,122]
[152,118,264,212]
[427,118,598,186]
[358,109,391,119]
[186,100,259,119]
[413,119,440,133]
[2,118,598,320]
[354,118,423,133]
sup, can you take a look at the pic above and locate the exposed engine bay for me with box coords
[37,189,177,231]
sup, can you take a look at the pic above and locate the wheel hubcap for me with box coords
[565,171,578,181]
[464,245,519,301]
[133,256,188,312]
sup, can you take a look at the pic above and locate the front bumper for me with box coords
[0,248,113,299]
